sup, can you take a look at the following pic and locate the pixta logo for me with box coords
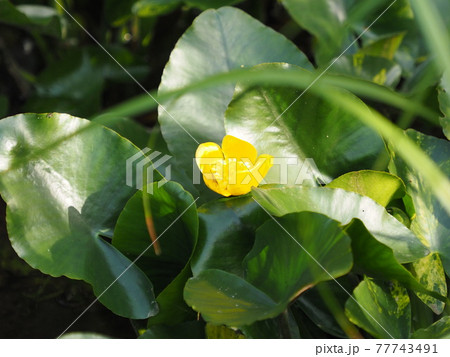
[126,148,171,194]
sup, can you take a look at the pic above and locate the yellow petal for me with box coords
[195,142,223,174]
[222,135,257,164]
[226,154,273,196]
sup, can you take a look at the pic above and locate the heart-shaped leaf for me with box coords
[252,186,428,263]
[184,269,282,327]
[0,113,158,319]
[244,212,352,303]
[158,7,312,196]
[185,212,352,327]
[191,195,267,277]
[112,181,198,325]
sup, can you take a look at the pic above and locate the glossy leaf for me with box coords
[245,212,353,303]
[112,182,198,324]
[93,115,150,149]
[225,63,385,184]
[158,7,312,196]
[191,195,267,277]
[327,170,405,207]
[185,212,352,327]
[411,316,450,339]
[345,278,411,339]
[0,113,157,318]
[184,269,283,326]
[252,186,428,263]
[389,130,450,276]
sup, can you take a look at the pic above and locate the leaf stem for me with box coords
[278,309,292,339]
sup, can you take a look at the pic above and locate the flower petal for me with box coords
[222,135,257,164]
[195,142,223,174]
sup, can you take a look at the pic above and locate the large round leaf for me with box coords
[244,212,353,303]
[112,181,198,325]
[185,212,353,327]
[0,113,157,319]
[158,7,312,196]
[225,63,385,184]
[191,195,267,277]
[252,186,428,263]
[112,182,197,292]
[184,269,282,327]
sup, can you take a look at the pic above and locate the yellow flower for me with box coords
[195,135,273,197]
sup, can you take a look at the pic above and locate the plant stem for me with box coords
[317,283,364,339]
[278,309,292,339]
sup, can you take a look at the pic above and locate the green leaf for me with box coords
[25,52,104,117]
[185,0,244,10]
[411,316,450,339]
[327,170,406,207]
[132,0,180,17]
[112,182,198,323]
[139,321,205,339]
[359,33,405,60]
[148,264,196,326]
[252,186,428,263]
[0,113,157,318]
[191,195,267,277]
[410,253,447,314]
[185,212,353,327]
[184,269,283,327]
[158,7,312,196]
[438,74,450,140]
[332,55,402,87]
[93,115,150,149]
[225,63,384,184]
[0,1,62,37]
[389,130,450,276]
[281,0,350,65]
[347,220,445,306]
[245,212,353,303]
[295,279,357,339]
[345,278,411,339]
[205,324,245,339]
